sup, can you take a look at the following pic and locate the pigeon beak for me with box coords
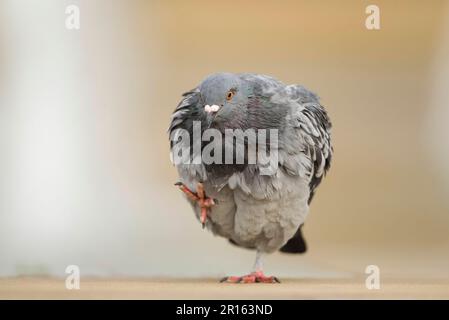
[204,104,221,114]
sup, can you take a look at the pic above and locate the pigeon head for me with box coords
[198,73,251,129]
[196,72,288,132]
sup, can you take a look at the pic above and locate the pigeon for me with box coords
[168,73,332,283]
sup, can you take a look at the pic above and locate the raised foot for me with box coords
[220,271,280,284]
[175,182,216,227]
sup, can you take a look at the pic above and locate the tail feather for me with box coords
[279,224,307,254]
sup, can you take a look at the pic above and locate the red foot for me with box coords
[220,271,280,284]
[175,182,215,227]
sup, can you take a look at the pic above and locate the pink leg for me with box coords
[220,251,280,283]
[175,182,215,227]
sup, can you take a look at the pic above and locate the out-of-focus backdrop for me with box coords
[1,0,449,280]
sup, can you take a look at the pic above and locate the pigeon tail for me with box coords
[279,224,307,254]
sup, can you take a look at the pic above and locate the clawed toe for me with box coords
[220,273,280,284]
[175,182,216,226]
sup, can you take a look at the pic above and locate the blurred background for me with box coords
[1,0,449,280]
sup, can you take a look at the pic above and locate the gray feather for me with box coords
[169,73,333,253]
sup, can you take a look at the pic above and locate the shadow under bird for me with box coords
[168,73,333,283]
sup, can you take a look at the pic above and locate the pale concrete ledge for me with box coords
[1,277,449,299]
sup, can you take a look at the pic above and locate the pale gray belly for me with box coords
[199,180,310,253]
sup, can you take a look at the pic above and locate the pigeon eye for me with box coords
[226,91,234,101]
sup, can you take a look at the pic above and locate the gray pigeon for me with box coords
[168,73,332,283]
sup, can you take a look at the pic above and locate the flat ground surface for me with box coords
[3,244,449,299]
[1,277,449,299]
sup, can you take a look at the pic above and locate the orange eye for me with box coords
[226,91,234,101]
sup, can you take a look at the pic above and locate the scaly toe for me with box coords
[220,276,242,283]
[220,273,280,284]
[257,276,281,283]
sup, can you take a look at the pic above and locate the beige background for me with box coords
[1,0,449,288]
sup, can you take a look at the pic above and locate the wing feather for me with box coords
[283,86,333,203]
